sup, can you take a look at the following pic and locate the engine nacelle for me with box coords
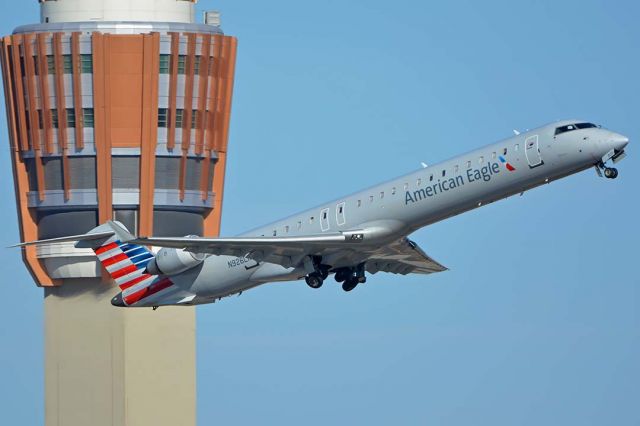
[146,247,206,276]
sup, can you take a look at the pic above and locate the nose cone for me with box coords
[111,293,126,307]
[609,133,629,151]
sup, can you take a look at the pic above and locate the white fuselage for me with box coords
[167,120,628,305]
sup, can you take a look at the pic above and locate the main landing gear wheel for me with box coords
[604,167,618,179]
[342,278,358,292]
[305,273,324,289]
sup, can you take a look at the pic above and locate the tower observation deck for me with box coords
[0,1,237,424]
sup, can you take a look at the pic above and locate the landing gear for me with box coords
[335,263,367,292]
[305,272,324,289]
[334,269,350,283]
[604,167,618,179]
[342,278,358,292]
[304,256,329,289]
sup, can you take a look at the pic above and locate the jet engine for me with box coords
[146,247,207,276]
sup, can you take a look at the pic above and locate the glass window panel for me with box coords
[66,108,76,127]
[175,109,184,128]
[80,54,92,73]
[159,54,170,74]
[83,108,94,128]
[158,108,168,127]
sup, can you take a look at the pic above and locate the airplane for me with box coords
[14,120,629,309]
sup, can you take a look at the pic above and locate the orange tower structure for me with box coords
[0,1,237,424]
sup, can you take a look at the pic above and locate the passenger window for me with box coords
[479,156,484,163]
[369,195,374,203]
[416,178,421,186]
[503,148,507,155]
[310,216,314,224]
[284,225,289,233]
[273,230,277,236]
[380,191,384,199]
[404,183,408,190]
[429,174,434,181]
[391,187,396,195]
[466,160,471,168]
[492,152,496,159]
[454,165,459,173]
[515,144,519,151]
[322,211,327,219]
[441,169,446,177]
[357,200,361,207]
[339,205,343,214]
[297,221,302,230]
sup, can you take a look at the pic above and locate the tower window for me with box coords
[175,109,184,128]
[159,54,170,74]
[177,55,186,74]
[80,54,92,73]
[82,108,94,128]
[158,108,168,128]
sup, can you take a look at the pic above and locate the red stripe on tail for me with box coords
[95,242,119,255]
[111,264,138,279]
[119,274,152,291]
[102,253,129,267]
[124,278,173,305]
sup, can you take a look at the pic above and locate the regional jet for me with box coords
[14,120,629,308]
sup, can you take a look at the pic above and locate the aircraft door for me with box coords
[525,135,543,168]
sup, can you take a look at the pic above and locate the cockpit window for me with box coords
[575,122,597,129]
[555,124,577,135]
[555,122,598,135]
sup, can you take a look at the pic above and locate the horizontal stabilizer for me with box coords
[9,231,115,248]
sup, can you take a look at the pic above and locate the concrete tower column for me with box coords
[0,1,238,424]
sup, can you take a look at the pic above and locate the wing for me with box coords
[363,238,447,275]
[111,218,446,276]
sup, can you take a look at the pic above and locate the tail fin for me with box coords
[83,223,180,305]
[92,229,156,291]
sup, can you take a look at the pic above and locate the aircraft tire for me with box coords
[604,167,618,179]
[305,273,324,289]
[342,278,358,292]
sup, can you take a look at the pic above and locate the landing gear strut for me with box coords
[304,256,329,289]
[597,156,620,180]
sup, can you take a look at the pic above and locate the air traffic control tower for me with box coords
[0,1,237,424]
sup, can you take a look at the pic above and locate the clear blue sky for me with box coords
[0,0,638,424]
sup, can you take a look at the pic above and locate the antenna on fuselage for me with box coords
[421,162,428,168]
[513,129,521,135]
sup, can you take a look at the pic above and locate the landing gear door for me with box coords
[525,135,543,168]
